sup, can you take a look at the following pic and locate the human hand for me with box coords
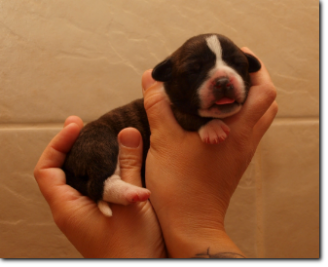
[34,116,166,258]
[142,47,278,258]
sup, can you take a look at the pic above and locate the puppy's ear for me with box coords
[152,58,173,82]
[244,53,261,73]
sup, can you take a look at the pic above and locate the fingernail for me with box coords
[119,132,141,148]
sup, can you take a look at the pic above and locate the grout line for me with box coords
[0,123,65,130]
[0,122,90,130]
[273,117,319,122]
[0,117,319,130]
[255,143,264,258]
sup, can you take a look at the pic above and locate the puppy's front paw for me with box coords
[198,119,230,144]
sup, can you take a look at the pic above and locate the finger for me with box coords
[64,115,84,128]
[237,48,277,129]
[240,82,277,129]
[118,127,144,187]
[34,122,84,206]
[241,47,273,86]
[141,69,156,93]
[34,123,82,174]
[142,70,183,136]
[252,101,279,145]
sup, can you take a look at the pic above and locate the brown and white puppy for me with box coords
[63,33,261,216]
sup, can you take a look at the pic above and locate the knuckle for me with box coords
[33,167,44,182]
[52,207,78,233]
[33,167,39,180]
[271,101,279,115]
[235,128,251,147]
[143,89,165,112]
[263,82,277,102]
[52,211,66,230]
[119,155,142,170]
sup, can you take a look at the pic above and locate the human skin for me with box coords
[34,47,276,258]
[142,47,278,258]
[34,118,166,258]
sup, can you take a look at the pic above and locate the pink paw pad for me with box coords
[102,176,151,206]
[128,189,151,203]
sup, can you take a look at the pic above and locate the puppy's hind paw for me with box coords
[103,175,151,206]
[128,188,151,203]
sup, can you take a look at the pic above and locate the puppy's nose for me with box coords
[213,77,230,89]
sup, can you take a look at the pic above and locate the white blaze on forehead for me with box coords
[196,34,247,118]
[206,35,223,64]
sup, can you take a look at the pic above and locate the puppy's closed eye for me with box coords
[189,63,203,73]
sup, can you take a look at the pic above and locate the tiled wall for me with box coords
[0,0,319,258]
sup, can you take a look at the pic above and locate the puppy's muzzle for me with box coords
[212,77,235,100]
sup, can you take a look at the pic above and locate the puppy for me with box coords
[63,33,261,216]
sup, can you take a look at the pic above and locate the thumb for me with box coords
[141,69,182,136]
[117,128,144,187]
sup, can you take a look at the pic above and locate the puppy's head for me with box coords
[152,34,261,119]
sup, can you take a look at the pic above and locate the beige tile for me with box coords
[0,127,81,258]
[260,119,319,258]
[0,0,144,124]
[0,0,320,259]
[225,150,261,258]
[0,0,319,123]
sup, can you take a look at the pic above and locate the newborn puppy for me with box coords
[63,33,261,216]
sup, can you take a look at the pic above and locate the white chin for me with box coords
[198,104,242,119]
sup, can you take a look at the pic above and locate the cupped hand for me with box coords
[34,116,166,258]
[142,47,278,258]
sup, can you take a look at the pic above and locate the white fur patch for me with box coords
[102,156,132,205]
[206,35,224,66]
[100,155,151,212]
[196,35,246,118]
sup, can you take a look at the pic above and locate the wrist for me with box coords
[154,201,243,258]
[163,225,245,258]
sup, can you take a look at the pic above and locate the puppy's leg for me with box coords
[97,158,150,217]
[102,174,151,205]
[98,175,150,217]
[198,119,230,144]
